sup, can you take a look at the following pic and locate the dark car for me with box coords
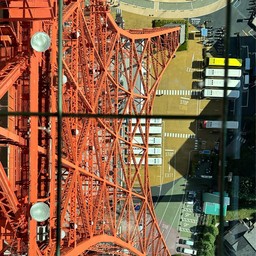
[186,191,196,204]
[179,239,194,246]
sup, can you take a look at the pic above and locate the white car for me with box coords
[177,247,197,255]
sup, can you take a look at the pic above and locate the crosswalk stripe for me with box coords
[164,132,196,138]
[156,89,201,96]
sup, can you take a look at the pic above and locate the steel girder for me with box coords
[0,0,180,255]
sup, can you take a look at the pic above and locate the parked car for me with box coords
[179,239,194,246]
[177,247,197,255]
[186,191,196,204]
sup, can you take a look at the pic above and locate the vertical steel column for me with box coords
[56,0,63,254]
[28,20,40,255]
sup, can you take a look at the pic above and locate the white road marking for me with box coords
[179,227,191,233]
[183,208,193,213]
[182,218,197,224]
[248,29,256,39]
[242,29,248,36]
[156,89,201,96]
[164,132,195,139]
[233,0,241,8]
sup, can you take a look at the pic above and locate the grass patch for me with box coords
[110,9,154,29]
[225,207,256,221]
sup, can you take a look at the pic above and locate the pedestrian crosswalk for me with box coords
[164,132,196,139]
[236,136,246,144]
[194,138,199,149]
[156,89,201,96]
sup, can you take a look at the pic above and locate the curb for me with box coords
[119,0,230,19]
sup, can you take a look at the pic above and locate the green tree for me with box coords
[211,216,217,225]
[203,232,215,244]
[203,251,215,256]
[197,242,214,256]
[206,224,219,236]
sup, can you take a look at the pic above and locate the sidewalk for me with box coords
[119,0,229,19]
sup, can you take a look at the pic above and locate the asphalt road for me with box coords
[196,0,253,34]
[192,0,255,161]
[194,0,256,56]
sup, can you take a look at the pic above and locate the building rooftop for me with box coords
[224,220,256,256]
[243,226,256,251]
[203,192,230,205]
[202,192,230,216]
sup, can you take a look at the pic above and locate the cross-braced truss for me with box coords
[0,0,180,255]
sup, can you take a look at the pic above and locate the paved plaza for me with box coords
[119,0,230,18]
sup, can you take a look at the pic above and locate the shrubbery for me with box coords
[196,216,219,256]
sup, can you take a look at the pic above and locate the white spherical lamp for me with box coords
[63,75,68,84]
[61,230,66,239]
[30,202,50,222]
[31,32,51,52]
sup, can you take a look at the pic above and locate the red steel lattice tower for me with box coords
[0,0,180,255]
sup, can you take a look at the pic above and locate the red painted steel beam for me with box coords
[0,127,26,146]
[8,0,55,20]
[0,56,28,99]
[0,162,19,212]
[27,21,40,256]
[64,234,145,256]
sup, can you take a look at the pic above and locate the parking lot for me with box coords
[178,199,199,237]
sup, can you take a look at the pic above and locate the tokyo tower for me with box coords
[0,0,180,255]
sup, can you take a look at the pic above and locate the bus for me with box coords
[133,126,162,135]
[133,147,162,155]
[135,157,162,165]
[202,89,240,99]
[206,57,242,67]
[201,120,239,129]
[132,137,162,145]
[205,68,242,78]
[204,78,241,88]
[130,118,162,124]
